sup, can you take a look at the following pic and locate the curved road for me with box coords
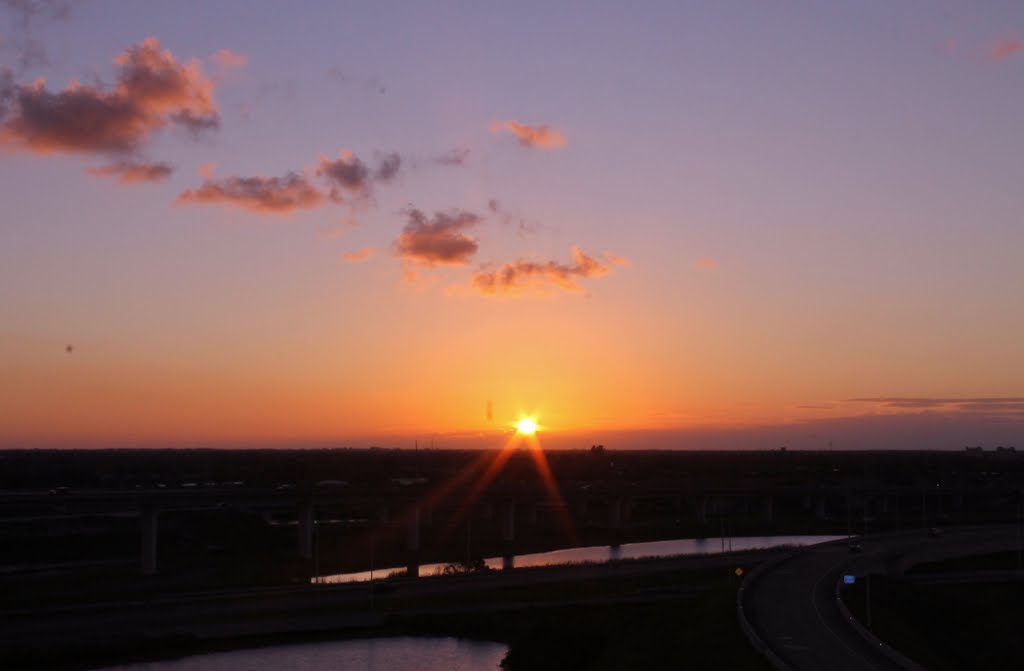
[742,525,1021,671]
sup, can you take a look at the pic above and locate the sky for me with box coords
[1,1,1023,450]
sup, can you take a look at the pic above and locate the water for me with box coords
[316,534,843,583]
[101,637,506,671]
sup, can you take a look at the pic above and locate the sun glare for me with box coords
[516,418,538,435]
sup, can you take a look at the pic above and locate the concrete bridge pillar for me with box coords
[140,505,160,575]
[695,497,708,524]
[406,503,420,551]
[609,498,623,529]
[760,495,774,522]
[501,501,516,542]
[814,496,827,520]
[298,500,315,560]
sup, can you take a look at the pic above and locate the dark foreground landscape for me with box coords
[2,447,1023,670]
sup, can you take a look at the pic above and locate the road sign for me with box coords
[734,567,744,577]
[843,574,856,585]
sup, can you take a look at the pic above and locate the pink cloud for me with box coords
[393,208,482,265]
[176,172,325,214]
[340,247,376,262]
[470,247,616,296]
[87,160,173,183]
[0,37,219,155]
[489,119,568,149]
[991,37,1024,60]
[211,49,248,70]
[693,258,719,270]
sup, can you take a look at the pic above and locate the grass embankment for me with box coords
[843,576,1024,670]
[392,565,771,671]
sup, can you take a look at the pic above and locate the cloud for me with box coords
[991,37,1024,60]
[470,247,615,296]
[393,208,482,266]
[436,147,470,166]
[340,247,376,262]
[604,251,630,266]
[176,172,325,214]
[693,258,718,270]
[848,397,1024,411]
[87,160,173,183]
[0,37,219,155]
[489,120,568,149]
[373,152,401,182]
[0,0,72,72]
[487,198,544,236]
[211,48,247,70]
[317,150,400,203]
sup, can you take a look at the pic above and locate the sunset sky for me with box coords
[2,2,1023,450]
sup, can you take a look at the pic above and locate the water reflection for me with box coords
[317,534,842,584]
[102,637,506,671]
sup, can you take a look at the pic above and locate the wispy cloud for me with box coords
[394,208,482,266]
[176,172,324,214]
[470,247,617,296]
[991,36,1024,60]
[87,160,174,183]
[848,397,1024,413]
[0,37,218,156]
[0,0,72,72]
[435,147,470,166]
[340,247,376,262]
[211,48,247,71]
[489,119,568,149]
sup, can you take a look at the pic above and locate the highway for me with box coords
[741,525,1021,671]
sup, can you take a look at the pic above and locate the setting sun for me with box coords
[516,418,538,435]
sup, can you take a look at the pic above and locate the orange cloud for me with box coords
[0,37,219,155]
[693,258,718,270]
[489,120,568,149]
[340,247,376,262]
[991,37,1024,60]
[470,247,615,296]
[176,172,325,214]
[604,251,630,266]
[87,160,173,183]
[394,208,482,266]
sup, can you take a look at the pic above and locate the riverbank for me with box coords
[2,549,779,671]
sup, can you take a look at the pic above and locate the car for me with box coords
[848,542,862,553]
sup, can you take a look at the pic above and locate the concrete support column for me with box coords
[814,496,827,520]
[298,501,315,560]
[609,498,623,529]
[140,506,160,575]
[406,503,420,551]
[695,497,708,524]
[761,495,774,522]
[501,501,516,542]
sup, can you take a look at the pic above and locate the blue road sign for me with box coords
[843,575,856,585]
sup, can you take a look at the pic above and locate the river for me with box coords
[101,637,507,671]
[316,533,844,583]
